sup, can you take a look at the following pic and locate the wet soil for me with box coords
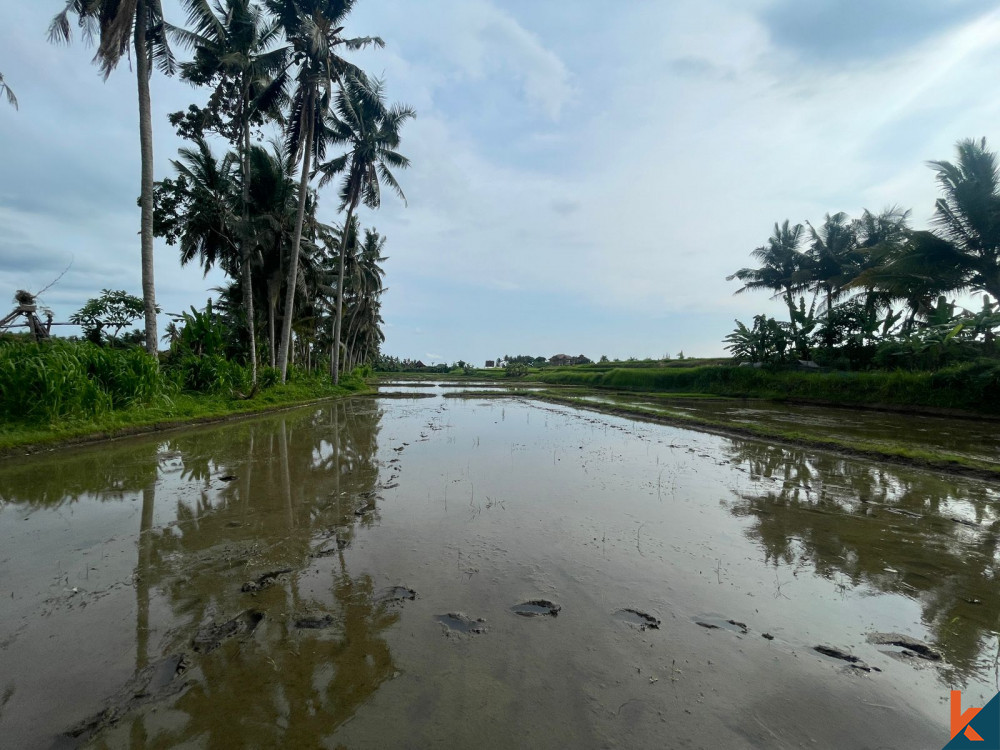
[192,609,264,653]
[614,608,661,630]
[511,600,561,617]
[436,612,488,635]
[0,386,996,748]
[570,391,1000,471]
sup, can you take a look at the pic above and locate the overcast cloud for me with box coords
[1,1,999,364]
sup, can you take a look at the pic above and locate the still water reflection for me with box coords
[0,393,997,748]
[726,440,1000,688]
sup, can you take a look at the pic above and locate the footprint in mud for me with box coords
[866,633,942,662]
[354,499,377,517]
[436,612,487,636]
[380,586,417,605]
[294,614,334,630]
[511,600,561,617]
[193,610,264,653]
[694,616,748,635]
[241,569,293,593]
[66,653,192,741]
[813,645,881,673]
[313,537,350,557]
[614,609,660,630]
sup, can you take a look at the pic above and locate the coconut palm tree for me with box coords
[0,72,17,109]
[806,212,858,320]
[153,137,241,276]
[247,141,301,364]
[266,0,385,381]
[844,206,912,335]
[727,220,810,332]
[316,75,413,382]
[850,230,967,332]
[341,227,386,369]
[926,137,1000,303]
[50,0,177,357]
[173,0,290,383]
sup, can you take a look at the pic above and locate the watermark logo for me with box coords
[945,690,1000,748]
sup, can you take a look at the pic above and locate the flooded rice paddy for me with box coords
[1,385,998,748]
[576,392,1000,469]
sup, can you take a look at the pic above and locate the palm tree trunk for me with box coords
[268,277,278,368]
[330,313,337,377]
[332,203,356,384]
[784,290,798,335]
[134,1,158,358]
[344,306,362,369]
[276,88,314,381]
[241,96,258,384]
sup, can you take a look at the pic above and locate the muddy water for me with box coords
[578,392,1000,468]
[1,392,998,748]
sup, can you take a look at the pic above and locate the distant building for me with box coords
[549,353,592,366]
[485,360,495,368]
[413,360,426,368]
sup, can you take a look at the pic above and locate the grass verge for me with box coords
[535,363,1000,416]
[0,376,371,458]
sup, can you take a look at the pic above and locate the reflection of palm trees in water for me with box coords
[106,399,396,746]
[725,439,1000,685]
[154,569,399,748]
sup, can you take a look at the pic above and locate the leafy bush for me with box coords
[725,315,790,364]
[169,301,228,358]
[258,366,281,389]
[170,354,251,395]
[69,289,150,346]
[504,363,528,378]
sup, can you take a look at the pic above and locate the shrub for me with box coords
[258,366,281,389]
[505,363,528,378]
[169,354,250,395]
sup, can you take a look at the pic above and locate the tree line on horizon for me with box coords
[36,0,413,386]
[727,137,1000,370]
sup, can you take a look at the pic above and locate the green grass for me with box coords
[0,367,370,455]
[535,363,1000,414]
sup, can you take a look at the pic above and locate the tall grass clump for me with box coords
[167,354,251,395]
[0,341,164,422]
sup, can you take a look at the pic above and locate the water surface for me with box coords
[1,391,997,748]
[577,391,1000,467]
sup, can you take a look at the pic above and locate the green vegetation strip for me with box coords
[535,364,1000,415]
[0,377,371,457]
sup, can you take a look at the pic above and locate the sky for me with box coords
[2,0,1000,365]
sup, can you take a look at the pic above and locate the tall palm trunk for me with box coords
[783,289,798,335]
[240,98,258,384]
[134,1,158,358]
[344,304,363,370]
[268,279,278,367]
[329,315,336,374]
[277,88,315,381]
[331,203,356,384]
